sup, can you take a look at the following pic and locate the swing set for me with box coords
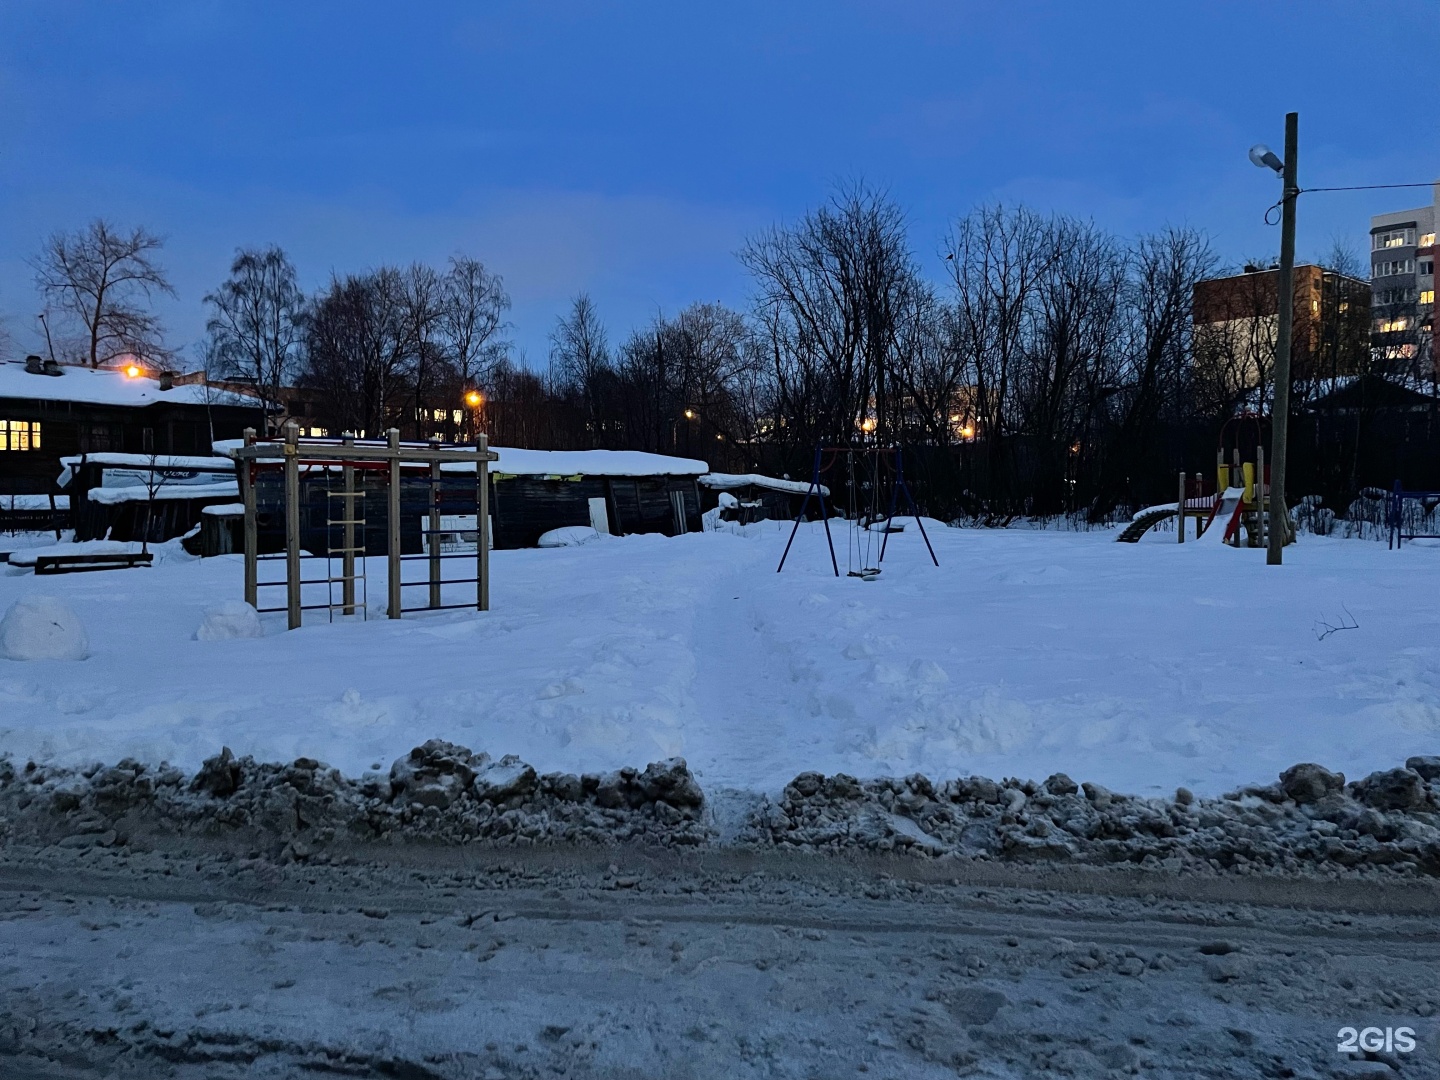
[776,444,939,578]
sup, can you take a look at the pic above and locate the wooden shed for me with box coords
[233,446,709,556]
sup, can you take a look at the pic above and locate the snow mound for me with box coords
[537,526,603,548]
[0,595,89,661]
[196,601,263,642]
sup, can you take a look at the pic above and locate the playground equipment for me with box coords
[1388,481,1440,548]
[233,423,498,629]
[1117,412,1293,548]
[776,445,938,577]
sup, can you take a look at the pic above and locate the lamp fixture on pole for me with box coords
[1249,113,1298,566]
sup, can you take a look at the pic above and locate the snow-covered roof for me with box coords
[698,472,829,497]
[86,481,240,506]
[61,453,237,471]
[485,448,708,478]
[0,361,256,409]
[0,494,69,511]
[213,439,707,478]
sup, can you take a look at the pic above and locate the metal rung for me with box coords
[323,574,365,582]
[398,577,481,587]
[326,519,366,526]
[400,552,483,561]
[326,545,367,554]
[326,491,366,498]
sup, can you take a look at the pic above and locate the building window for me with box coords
[1378,317,1412,333]
[1374,228,1416,249]
[1374,258,1416,277]
[0,420,41,451]
[1420,260,1435,276]
[1421,233,1437,248]
[1422,290,1435,306]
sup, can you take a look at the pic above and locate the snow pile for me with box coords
[0,743,713,855]
[537,526,603,548]
[0,595,89,661]
[196,601,263,642]
[747,757,1440,876]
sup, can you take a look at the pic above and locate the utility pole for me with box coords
[1268,112,1298,566]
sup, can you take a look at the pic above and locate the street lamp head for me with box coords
[1248,144,1283,174]
[464,389,483,408]
[683,408,695,420]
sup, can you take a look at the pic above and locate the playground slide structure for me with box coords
[1194,487,1246,546]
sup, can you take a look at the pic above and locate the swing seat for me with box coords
[848,567,881,581]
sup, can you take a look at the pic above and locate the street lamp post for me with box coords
[37,313,56,365]
[1249,111,1298,565]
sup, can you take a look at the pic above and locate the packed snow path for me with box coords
[2,843,1437,1080]
[0,523,1437,798]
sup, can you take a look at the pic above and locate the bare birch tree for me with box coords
[33,220,176,368]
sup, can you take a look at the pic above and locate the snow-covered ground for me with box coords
[1,520,1437,797]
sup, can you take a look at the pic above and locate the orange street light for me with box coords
[683,408,695,419]
[464,389,483,408]
[124,363,142,379]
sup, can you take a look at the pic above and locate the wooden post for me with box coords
[283,421,301,630]
[1177,472,1185,544]
[342,434,356,616]
[387,428,402,620]
[477,434,490,612]
[428,454,442,609]
[241,427,258,609]
[1255,445,1266,550]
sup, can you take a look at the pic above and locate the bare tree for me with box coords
[203,246,305,417]
[33,220,175,368]
[550,294,616,446]
[742,183,922,452]
[301,269,415,437]
[440,256,510,392]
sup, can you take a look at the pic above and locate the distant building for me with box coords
[0,359,260,496]
[1370,183,1437,370]
[1192,264,1371,399]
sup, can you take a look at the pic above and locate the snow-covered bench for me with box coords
[34,552,154,575]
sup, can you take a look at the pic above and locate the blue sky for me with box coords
[1,1,1435,368]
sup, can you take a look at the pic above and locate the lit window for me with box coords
[1379,317,1411,333]
[0,420,41,451]
[451,409,462,424]
[1421,233,1437,247]
[1310,300,1319,315]
[1422,290,1435,306]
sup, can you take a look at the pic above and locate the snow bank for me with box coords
[0,595,89,661]
[196,601,263,642]
[537,526,604,548]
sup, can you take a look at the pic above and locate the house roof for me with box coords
[1307,374,1437,412]
[211,440,709,478]
[0,361,256,409]
[699,472,829,497]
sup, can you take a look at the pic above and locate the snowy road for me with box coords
[2,841,1438,1079]
[1,523,1438,798]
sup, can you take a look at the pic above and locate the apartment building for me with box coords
[1370,183,1437,368]
[1192,264,1371,396]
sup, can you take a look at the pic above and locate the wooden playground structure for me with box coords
[1118,414,1295,548]
[233,423,498,629]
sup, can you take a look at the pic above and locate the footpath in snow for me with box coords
[0,520,1437,799]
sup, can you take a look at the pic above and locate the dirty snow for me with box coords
[0,521,1437,798]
